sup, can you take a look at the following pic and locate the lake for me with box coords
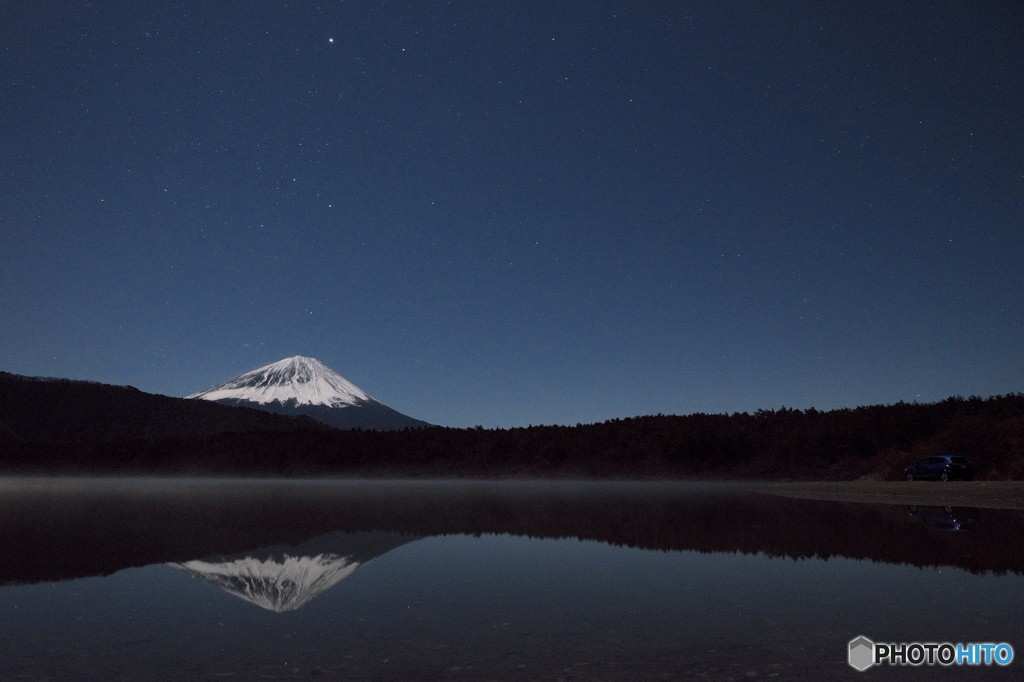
[1,478,1022,680]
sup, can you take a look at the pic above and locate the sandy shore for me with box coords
[752,480,1024,510]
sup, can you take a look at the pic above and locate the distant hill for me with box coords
[0,371,329,445]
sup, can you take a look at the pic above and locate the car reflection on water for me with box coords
[907,505,979,531]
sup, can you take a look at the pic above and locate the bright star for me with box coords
[328,37,334,43]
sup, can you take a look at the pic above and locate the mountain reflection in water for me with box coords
[1,478,1022,589]
[169,532,419,612]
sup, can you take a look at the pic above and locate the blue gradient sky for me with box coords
[2,2,1022,427]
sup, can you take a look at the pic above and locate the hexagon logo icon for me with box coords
[849,636,875,671]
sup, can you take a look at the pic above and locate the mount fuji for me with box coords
[188,356,430,431]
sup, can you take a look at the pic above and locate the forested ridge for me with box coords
[0,371,328,443]
[2,371,1022,479]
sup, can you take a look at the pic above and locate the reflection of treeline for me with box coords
[2,371,1023,479]
[2,481,1022,585]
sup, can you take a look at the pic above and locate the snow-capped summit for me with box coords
[188,355,371,408]
[188,356,431,431]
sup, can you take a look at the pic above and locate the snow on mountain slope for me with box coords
[187,355,431,430]
[187,356,372,407]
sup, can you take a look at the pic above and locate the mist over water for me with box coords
[1,479,1022,680]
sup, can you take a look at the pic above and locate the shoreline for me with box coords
[754,480,1024,510]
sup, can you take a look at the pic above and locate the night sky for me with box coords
[2,2,1022,428]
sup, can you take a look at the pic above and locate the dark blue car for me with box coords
[903,455,974,481]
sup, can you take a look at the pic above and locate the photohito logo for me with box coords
[848,636,1014,671]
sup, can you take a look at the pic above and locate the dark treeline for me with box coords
[2,369,1022,478]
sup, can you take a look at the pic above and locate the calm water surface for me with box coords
[0,478,1022,681]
